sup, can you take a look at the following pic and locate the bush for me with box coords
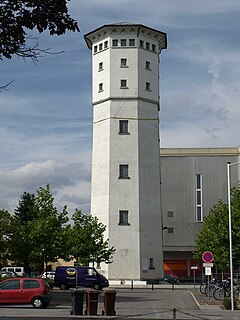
[223,297,237,310]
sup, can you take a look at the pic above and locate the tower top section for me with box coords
[84,22,167,53]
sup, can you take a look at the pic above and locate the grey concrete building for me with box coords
[160,147,240,278]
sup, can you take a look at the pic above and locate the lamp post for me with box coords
[227,161,240,311]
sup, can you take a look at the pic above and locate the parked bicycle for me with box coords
[213,278,239,301]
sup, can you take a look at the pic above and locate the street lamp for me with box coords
[227,161,240,311]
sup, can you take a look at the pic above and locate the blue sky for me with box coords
[0,0,240,214]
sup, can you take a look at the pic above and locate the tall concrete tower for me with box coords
[85,23,167,281]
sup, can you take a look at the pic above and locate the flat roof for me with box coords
[160,147,240,157]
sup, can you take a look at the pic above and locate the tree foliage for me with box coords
[0,209,13,268]
[69,209,116,266]
[0,0,80,61]
[194,187,240,271]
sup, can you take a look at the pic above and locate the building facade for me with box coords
[160,147,240,278]
[85,23,167,281]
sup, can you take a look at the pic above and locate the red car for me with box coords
[0,277,52,308]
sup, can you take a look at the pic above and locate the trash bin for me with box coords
[70,288,85,315]
[102,289,117,316]
[85,289,100,315]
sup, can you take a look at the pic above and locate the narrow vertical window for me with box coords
[145,82,151,91]
[140,40,144,48]
[129,39,135,46]
[119,120,129,134]
[152,44,156,52]
[98,62,103,71]
[145,61,151,70]
[99,43,103,51]
[94,45,97,53]
[104,41,108,49]
[98,83,103,92]
[146,42,150,50]
[196,174,203,222]
[119,210,129,225]
[119,164,129,178]
[120,79,127,88]
[120,58,127,67]
[149,258,155,269]
[121,39,127,46]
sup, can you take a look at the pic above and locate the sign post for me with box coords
[191,265,198,291]
[202,251,214,302]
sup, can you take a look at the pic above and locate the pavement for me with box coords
[0,284,240,319]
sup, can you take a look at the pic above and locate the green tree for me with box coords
[8,192,37,274]
[0,209,13,268]
[0,0,80,61]
[27,184,69,271]
[69,209,115,266]
[194,187,240,271]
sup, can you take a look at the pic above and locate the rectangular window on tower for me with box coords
[120,79,128,88]
[119,210,129,225]
[129,39,135,46]
[145,61,151,70]
[119,164,129,179]
[98,83,103,92]
[149,258,155,269]
[119,120,129,134]
[145,82,151,91]
[98,62,103,71]
[112,39,118,47]
[120,58,128,67]
[196,174,203,222]
[121,39,127,47]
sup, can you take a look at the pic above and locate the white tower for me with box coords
[85,23,167,281]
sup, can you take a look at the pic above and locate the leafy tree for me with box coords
[69,209,115,266]
[194,187,240,271]
[14,192,36,222]
[0,209,13,268]
[27,184,69,271]
[0,0,80,61]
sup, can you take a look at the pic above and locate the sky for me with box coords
[0,0,240,216]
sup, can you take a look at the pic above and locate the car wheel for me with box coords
[59,283,67,290]
[93,283,101,290]
[32,297,44,308]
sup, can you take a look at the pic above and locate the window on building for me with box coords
[168,227,174,233]
[120,79,127,88]
[119,164,129,178]
[98,62,103,71]
[152,44,156,52]
[120,58,127,67]
[140,40,144,48]
[121,39,127,46]
[112,39,118,47]
[104,41,108,49]
[98,83,103,92]
[196,174,203,222]
[149,258,155,269]
[145,61,151,70]
[129,39,135,46]
[119,120,129,134]
[99,43,103,51]
[146,42,150,50]
[119,210,129,225]
[94,45,97,53]
[145,82,151,91]
[167,211,173,218]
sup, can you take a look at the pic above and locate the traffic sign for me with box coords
[203,262,213,268]
[202,251,214,263]
[191,265,198,270]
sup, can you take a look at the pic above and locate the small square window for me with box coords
[112,39,118,47]
[129,39,135,46]
[120,79,127,88]
[99,62,103,71]
[120,58,127,67]
[146,42,150,50]
[119,164,129,178]
[140,40,144,48]
[145,61,151,70]
[99,43,103,51]
[94,45,97,53]
[104,41,108,49]
[119,210,129,225]
[121,39,127,46]
[152,44,156,52]
[168,227,174,233]
[146,82,151,91]
[119,120,129,134]
[99,83,103,92]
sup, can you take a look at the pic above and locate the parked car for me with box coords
[164,274,180,284]
[0,271,17,278]
[54,266,109,290]
[1,267,25,276]
[41,271,55,280]
[0,277,52,308]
